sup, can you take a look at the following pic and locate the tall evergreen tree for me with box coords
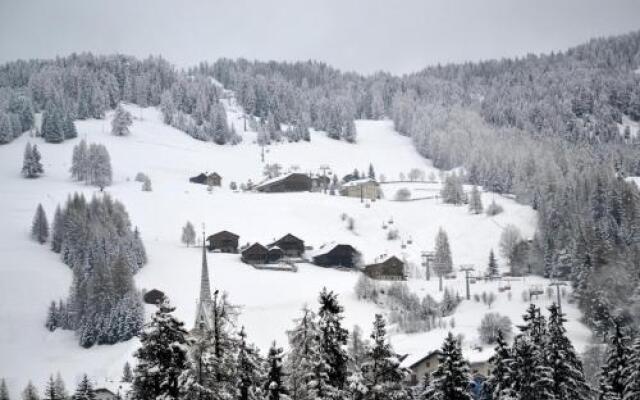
[122,362,133,383]
[111,104,133,136]
[22,142,44,178]
[31,203,49,244]
[600,323,629,400]
[286,306,319,400]
[0,379,10,400]
[53,374,67,400]
[483,330,515,400]
[623,336,640,400]
[434,228,453,274]
[487,249,498,277]
[131,301,190,400]
[357,314,409,400]
[41,102,65,143]
[51,206,64,253]
[236,327,264,400]
[22,382,39,400]
[264,342,289,400]
[468,185,483,214]
[317,288,350,392]
[72,375,95,400]
[546,303,590,400]
[422,332,471,400]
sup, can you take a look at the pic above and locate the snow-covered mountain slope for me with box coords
[0,105,589,395]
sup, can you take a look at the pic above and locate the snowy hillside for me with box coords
[0,104,589,395]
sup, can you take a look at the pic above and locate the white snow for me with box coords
[0,104,589,396]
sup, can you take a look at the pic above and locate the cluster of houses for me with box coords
[203,229,405,279]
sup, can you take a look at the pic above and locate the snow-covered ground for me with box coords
[0,104,590,396]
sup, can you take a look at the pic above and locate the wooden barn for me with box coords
[269,233,305,257]
[207,230,240,253]
[256,173,312,192]
[364,256,405,280]
[189,172,222,186]
[340,178,382,200]
[267,247,285,263]
[313,244,361,268]
[241,243,269,264]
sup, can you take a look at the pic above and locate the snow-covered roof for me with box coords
[341,177,378,188]
[255,172,304,189]
[400,345,493,369]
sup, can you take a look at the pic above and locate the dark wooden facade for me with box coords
[364,256,405,280]
[189,172,222,186]
[313,244,360,268]
[267,247,285,263]
[207,230,240,253]
[241,243,269,264]
[269,233,305,257]
[256,173,312,192]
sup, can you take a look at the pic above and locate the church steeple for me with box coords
[199,228,212,303]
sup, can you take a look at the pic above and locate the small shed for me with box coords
[207,230,240,253]
[241,243,269,264]
[143,289,166,305]
[313,244,361,268]
[189,172,222,186]
[269,233,305,257]
[256,173,312,192]
[364,256,405,280]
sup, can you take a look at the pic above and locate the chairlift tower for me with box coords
[549,280,568,315]
[319,165,330,194]
[459,264,475,300]
[421,251,435,281]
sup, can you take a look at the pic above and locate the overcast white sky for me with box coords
[1,0,639,75]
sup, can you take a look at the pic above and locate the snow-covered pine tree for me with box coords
[434,228,453,274]
[623,336,640,399]
[0,112,13,144]
[546,303,590,400]
[600,323,629,399]
[181,222,196,247]
[53,374,66,400]
[347,324,370,373]
[357,314,409,400]
[31,204,49,244]
[70,139,88,182]
[111,104,133,136]
[22,382,39,400]
[440,174,465,205]
[131,301,190,400]
[41,102,65,143]
[45,301,58,331]
[483,330,515,400]
[487,249,498,277]
[22,142,44,178]
[72,375,95,400]
[286,306,319,400]
[87,144,112,190]
[0,379,9,400]
[63,114,77,139]
[342,119,357,143]
[422,332,471,400]
[51,206,64,253]
[236,327,265,400]
[43,376,60,400]
[368,164,375,180]
[265,342,289,400]
[468,185,483,214]
[317,288,350,392]
[122,361,133,383]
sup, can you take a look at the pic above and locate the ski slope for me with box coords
[0,104,590,395]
